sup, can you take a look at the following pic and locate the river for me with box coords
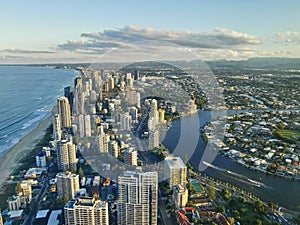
[162,110,300,210]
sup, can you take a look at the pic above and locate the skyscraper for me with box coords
[56,171,80,200]
[120,112,132,131]
[64,197,109,225]
[53,114,62,140]
[78,114,92,137]
[148,129,159,150]
[123,147,138,166]
[74,76,85,115]
[97,132,110,153]
[108,140,119,158]
[118,171,158,225]
[57,96,72,129]
[64,86,74,113]
[57,139,77,172]
[164,156,187,189]
[148,99,160,150]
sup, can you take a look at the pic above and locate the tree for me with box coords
[255,219,263,225]
[223,189,232,200]
[228,217,235,225]
[217,205,225,214]
[207,181,216,200]
[15,182,22,194]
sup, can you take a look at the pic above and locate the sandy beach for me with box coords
[0,115,52,186]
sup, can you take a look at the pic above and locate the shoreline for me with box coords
[0,115,52,187]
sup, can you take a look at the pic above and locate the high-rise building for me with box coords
[57,139,77,172]
[57,96,72,129]
[173,185,188,208]
[165,156,187,189]
[64,86,74,113]
[158,109,165,123]
[108,76,115,90]
[74,76,85,115]
[78,114,85,138]
[134,70,140,80]
[150,99,159,122]
[118,171,158,225]
[123,147,137,166]
[84,115,91,137]
[148,129,159,150]
[120,112,132,131]
[35,151,47,167]
[108,140,119,159]
[148,99,160,150]
[53,114,62,140]
[56,171,80,200]
[128,106,138,120]
[125,73,133,87]
[79,114,92,137]
[97,132,110,153]
[64,197,109,225]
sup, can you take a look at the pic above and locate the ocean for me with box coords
[0,66,77,156]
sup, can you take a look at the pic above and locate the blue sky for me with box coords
[1,0,300,63]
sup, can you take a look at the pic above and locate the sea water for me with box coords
[0,65,77,156]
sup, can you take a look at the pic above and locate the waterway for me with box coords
[162,110,300,210]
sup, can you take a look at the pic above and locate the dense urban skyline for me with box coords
[1,1,300,63]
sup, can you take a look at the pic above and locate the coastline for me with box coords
[0,115,52,186]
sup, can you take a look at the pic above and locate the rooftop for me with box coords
[165,156,186,169]
[47,210,62,225]
[8,210,23,219]
[36,209,49,219]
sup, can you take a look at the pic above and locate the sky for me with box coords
[1,0,300,63]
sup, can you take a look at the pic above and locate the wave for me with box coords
[202,161,272,189]
[21,112,48,130]
[0,112,35,132]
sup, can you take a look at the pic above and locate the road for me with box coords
[22,175,49,225]
[158,188,174,225]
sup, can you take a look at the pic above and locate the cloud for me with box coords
[57,25,261,55]
[1,49,55,54]
[274,31,300,44]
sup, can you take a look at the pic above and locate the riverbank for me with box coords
[0,115,52,186]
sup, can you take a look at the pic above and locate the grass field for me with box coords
[276,129,300,143]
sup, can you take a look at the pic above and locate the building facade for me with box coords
[165,156,187,189]
[56,172,80,200]
[57,96,72,129]
[57,139,77,172]
[118,171,158,225]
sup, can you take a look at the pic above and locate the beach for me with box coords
[0,115,52,186]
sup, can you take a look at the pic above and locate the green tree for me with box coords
[217,205,225,214]
[15,182,22,194]
[228,217,235,225]
[207,181,216,200]
[255,219,263,225]
[223,189,232,200]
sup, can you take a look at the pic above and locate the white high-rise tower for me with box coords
[118,171,158,225]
